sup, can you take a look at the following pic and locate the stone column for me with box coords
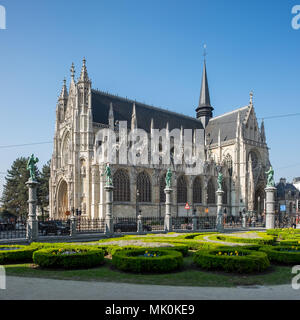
[216,190,224,232]
[164,187,173,232]
[137,213,143,234]
[70,214,77,237]
[26,179,39,242]
[104,185,114,235]
[265,186,276,229]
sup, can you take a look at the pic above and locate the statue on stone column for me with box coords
[165,168,172,188]
[103,163,112,186]
[217,171,223,191]
[265,166,275,188]
[27,154,39,181]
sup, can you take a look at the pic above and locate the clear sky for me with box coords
[0,0,300,197]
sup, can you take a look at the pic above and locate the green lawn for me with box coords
[4,253,293,288]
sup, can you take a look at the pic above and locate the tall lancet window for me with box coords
[113,169,130,202]
[193,176,202,204]
[177,175,187,204]
[207,179,216,204]
[137,171,152,202]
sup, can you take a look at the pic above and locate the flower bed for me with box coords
[111,248,183,273]
[193,247,270,273]
[33,246,105,269]
[259,245,300,265]
[0,245,38,264]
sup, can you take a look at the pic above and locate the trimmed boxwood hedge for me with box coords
[0,245,38,264]
[193,247,270,273]
[207,233,275,245]
[259,245,300,265]
[33,246,105,269]
[112,248,183,273]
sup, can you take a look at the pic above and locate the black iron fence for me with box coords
[113,217,138,233]
[38,219,71,237]
[0,220,27,239]
[76,218,106,234]
[142,217,165,231]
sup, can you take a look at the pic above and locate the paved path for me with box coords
[0,276,300,300]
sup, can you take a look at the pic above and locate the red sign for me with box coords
[185,203,190,210]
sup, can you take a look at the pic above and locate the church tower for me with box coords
[196,59,214,128]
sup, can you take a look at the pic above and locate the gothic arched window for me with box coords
[137,171,151,202]
[207,179,216,204]
[225,154,233,176]
[113,169,130,202]
[177,175,187,204]
[160,175,166,203]
[193,176,202,203]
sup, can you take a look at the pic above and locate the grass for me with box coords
[4,252,293,288]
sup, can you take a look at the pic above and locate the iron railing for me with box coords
[142,216,165,231]
[76,218,106,234]
[0,220,27,239]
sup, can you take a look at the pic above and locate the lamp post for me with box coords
[136,189,140,219]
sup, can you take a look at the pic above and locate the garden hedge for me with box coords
[111,248,183,273]
[0,245,38,264]
[207,233,275,245]
[193,247,270,273]
[33,246,105,269]
[259,245,300,265]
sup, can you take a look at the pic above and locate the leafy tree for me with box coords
[1,157,31,218]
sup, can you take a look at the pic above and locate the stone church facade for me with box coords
[49,58,271,219]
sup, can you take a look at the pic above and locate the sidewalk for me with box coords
[0,276,300,300]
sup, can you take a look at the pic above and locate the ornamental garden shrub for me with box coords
[111,248,183,273]
[0,245,38,264]
[33,246,105,269]
[207,233,275,245]
[193,247,270,273]
[107,244,188,257]
[259,245,300,265]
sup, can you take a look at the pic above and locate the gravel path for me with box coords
[0,276,299,300]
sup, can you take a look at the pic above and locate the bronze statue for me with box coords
[165,168,172,188]
[104,163,112,186]
[217,171,223,191]
[27,154,39,181]
[266,166,275,187]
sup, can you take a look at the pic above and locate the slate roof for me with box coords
[205,106,250,145]
[276,182,299,198]
[91,90,204,132]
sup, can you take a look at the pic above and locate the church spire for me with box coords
[59,79,68,101]
[195,54,214,128]
[79,57,89,82]
[131,103,137,130]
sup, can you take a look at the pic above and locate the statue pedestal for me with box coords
[216,190,224,232]
[265,186,276,229]
[164,188,173,232]
[104,185,114,235]
[26,179,38,242]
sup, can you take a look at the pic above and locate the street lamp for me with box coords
[136,189,140,218]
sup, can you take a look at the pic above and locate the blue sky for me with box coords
[0,0,300,196]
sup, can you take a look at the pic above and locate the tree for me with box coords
[37,160,51,219]
[1,157,31,218]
